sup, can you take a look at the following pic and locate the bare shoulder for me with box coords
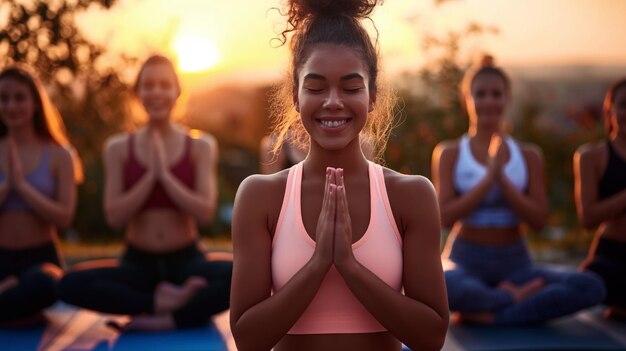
[104,133,130,155]
[383,167,434,191]
[237,169,290,201]
[234,169,290,231]
[382,168,437,209]
[518,141,544,163]
[48,143,73,163]
[188,130,217,161]
[575,141,605,160]
[432,139,461,169]
[189,130,217,148]
[433,139,460,157]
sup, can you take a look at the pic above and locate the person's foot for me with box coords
[0,276,19,295]
[110,315,176,332]
[498,277,545,303]
[154,277,208,315]
[452,311,495,325]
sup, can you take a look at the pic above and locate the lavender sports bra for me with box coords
[0,146,56,211]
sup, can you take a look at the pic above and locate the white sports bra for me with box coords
[453,134,528,227]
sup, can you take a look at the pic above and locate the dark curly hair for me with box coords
[269,0,395,162]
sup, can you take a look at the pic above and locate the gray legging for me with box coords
[444,237,606,325]
[0,243,62,323]
[58,243,232,328]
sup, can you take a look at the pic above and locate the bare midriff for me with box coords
[0,212,56,249]
[126,209,197,253]
[453,222,523,246]
[275,332,401,351]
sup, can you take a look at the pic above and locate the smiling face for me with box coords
[135,62,180,122]
[0,77,37,132]
[466,72,510,130]
[294,44,374,152]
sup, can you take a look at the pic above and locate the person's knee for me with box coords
[444,270,466,307]
[572,271,607,304]
[57,271,84,304]
[21,265,61,308]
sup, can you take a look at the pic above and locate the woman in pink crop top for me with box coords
[0,66,82,325]
[230,1,449,350]
[58,55,232,331]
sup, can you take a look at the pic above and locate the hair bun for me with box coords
[291,0,382,19]
[476,54,495,68]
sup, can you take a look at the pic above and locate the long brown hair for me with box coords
[0,66,83,182]
[269,0,395,163]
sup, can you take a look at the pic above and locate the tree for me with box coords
[1,0,137,241]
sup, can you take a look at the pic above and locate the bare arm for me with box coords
[160,134,218,225]
[335,173,448,351]
[574,144,626,228]
[498,144,548,231]
[230,172,335,351]
[103,135,155,229]
[432,141,495,228]
[14,145,77,228]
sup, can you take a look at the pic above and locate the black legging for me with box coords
[58,243,232,328]
[581,237,626,309]
[0,243,62,323]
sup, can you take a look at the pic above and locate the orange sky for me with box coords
[74,0,626,88]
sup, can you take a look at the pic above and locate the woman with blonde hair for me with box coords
[432,55,605,325]
[59,55,231,331]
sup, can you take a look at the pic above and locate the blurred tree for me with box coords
[0,0,137,241]
[388,22,497,177]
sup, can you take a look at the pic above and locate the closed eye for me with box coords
[345,87,364,93]
[304,87,324,93]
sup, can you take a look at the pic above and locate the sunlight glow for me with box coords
[173,34,220,72]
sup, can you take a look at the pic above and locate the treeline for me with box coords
[1,1,605,248]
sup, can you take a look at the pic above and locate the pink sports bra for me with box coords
[271,161,403,334]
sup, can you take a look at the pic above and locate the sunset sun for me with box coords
[173,34,220,73]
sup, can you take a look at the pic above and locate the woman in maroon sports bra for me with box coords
[59,55,232,331]
[0,66,82,325]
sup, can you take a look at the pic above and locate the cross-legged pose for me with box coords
[576,78,626,320]
[0,67,81,325]
[432,55,605,325]
[59,55,232,331]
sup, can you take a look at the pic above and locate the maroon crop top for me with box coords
[123,134,195,210]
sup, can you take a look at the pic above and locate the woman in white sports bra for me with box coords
[431,55,605,325]
[230,1,449,350]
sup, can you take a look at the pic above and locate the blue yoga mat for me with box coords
[97,323,227,351]
[446,316,626,351]
[0,327,46,351]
